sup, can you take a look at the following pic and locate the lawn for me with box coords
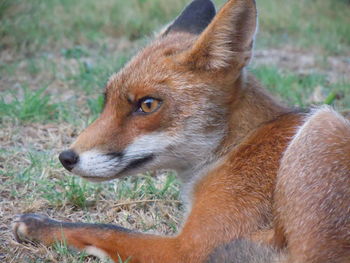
[1,0,349,262]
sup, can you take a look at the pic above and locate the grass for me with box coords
[251,66,350,109]
[253,0,350,55]
[1,0,349,55]
[1,0,349,262]
[0,85,57,123]
[0,0,188,53]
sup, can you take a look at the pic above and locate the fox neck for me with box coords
[222,72,289,152]
[179,71,289,182]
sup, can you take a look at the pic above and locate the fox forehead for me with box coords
[105,33,198,101]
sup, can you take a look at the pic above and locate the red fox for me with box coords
[12,0,350,262]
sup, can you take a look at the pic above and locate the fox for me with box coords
[12,0,350,262]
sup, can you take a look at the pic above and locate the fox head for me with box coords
[59,0,258,182]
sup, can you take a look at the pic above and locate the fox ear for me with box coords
[179,0,257,70]
[163,0,216,36]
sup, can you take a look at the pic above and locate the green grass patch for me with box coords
[1,0,348,54]
[40,176,102,209]
[114,173,179,201]
[255,0,350,54]
[0,0,188,53]
[3,149,101,209]
[0,85,58,123]
[61,46,89,59]
[70,49,132,94]
[252,65,350,108]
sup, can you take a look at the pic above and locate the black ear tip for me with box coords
[186,0,216,20]
[196,0,215,8]
[192,0,215,9]
[165,0,216,36]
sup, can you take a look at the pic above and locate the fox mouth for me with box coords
[61,132,175,181]
[70,151,155,181]
[118,154,154,174]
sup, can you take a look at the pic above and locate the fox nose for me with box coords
[59,150,79,171]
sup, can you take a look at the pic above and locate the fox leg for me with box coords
[12,199,263,263]
[13,169,272,263]
[12,213,181,262]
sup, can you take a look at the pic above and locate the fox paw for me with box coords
[12,214,59,244]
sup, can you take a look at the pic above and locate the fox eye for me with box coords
[137,97,162,114]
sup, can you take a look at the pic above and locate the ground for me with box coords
[1,0,349,262]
